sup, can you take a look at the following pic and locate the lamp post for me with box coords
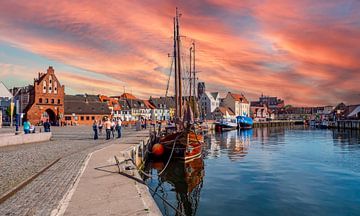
[15,99,20,134]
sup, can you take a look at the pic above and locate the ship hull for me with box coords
[160,130,203,161]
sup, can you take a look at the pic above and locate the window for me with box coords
[80,116,84,121]
[45,98,49,103]
[39,98,42,103]
[43,81,47,93]
[86,116,90,120]
[91,116,95,120]
[65,116,71,120]
[51,99,54,104]
[58,99,61,104]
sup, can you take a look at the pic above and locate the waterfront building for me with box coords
[64,94,111,125]
[99,95,122,120]
[212,106,235,120]
[148,97,174,121]
[199,91,220,120]
[250,102,273,121]
[12,67,65,125]
[258,94,285,110]
[346,104,360,119]
[221,92,250,117]
[0,82,13,125]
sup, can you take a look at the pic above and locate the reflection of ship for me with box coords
[148,157,204,216]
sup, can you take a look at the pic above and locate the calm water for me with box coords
[144,127,360,216]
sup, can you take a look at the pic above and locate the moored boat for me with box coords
[156,8,203,161]
[236,115,253,129]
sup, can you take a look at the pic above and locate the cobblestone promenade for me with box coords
[0,126,133,215]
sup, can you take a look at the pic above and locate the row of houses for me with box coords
[1,66,359,126]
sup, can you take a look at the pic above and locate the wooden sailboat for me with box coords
[159,8,204,161]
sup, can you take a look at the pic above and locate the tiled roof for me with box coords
[149,96,175,109]
[143,100,155,109]
[64,95,111,115]
[215,106,235,115]
[228,92,249,103]
[120,93,137,100]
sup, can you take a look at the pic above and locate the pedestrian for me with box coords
[111,119,116,139]
[144,118,147,129]
[104,118,112,140]
[23,119,31,134]
[92,120,98,140]
[116,118,122,138]
[98,120,103,135]
[43,119,51,132]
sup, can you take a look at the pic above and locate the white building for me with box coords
[221,92,250,117]
[199,92,220,119]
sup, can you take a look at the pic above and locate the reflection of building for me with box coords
[16,67,65,125]
[64,94,111,125]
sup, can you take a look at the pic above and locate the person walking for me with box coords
[111,119,116,139]
[43,119,51,132]
[92,120,98,140]
[104,118,112,140]
[23,119,31,134]
[98,120,103,135]
[116,118,122,138]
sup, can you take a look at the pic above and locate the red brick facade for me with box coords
[25,66,65,125]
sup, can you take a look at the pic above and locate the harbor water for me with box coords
[144,127,360,216]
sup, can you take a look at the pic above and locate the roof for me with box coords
[214,106,235,115]
[149,97,175,109]
[347,104,360,117]
[143,100,155,109]
[0,82,12,98]
[228,92,249,104]
[119,93,137,100]
[210,92,219,100]
[64,95,111,115]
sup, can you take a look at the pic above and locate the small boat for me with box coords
[215,118,238,132]
[319,120,329,129]
[236,116,253,129]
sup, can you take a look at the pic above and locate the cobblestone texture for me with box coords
[0,126,134,215]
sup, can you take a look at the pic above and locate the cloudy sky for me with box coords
[0,0,359,106]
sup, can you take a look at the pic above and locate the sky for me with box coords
[0,0,359,106]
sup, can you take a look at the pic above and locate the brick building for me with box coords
[24,66,65,125]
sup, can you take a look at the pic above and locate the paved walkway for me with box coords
[56,130,161,216]
[0,127,161,216]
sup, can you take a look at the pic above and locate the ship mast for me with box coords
[176,8,182,121]
[173,17,178,121]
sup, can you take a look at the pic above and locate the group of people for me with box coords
[92,118,122,140]
[23,119,51,134]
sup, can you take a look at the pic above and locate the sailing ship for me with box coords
[158,8,204,161]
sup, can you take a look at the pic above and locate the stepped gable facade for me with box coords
[25,66,65,125]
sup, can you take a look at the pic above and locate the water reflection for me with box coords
[332,129,360,151]
[145,157,204,216]
[204,129,252,161]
